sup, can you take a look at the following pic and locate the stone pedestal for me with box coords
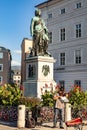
[23,56,56,98]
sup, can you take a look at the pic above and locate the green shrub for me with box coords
[68,85,87,110]
[18,97,41,109]
[41,91,54,107]
[0,84,21,106]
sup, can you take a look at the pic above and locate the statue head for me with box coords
[35,8,41,17]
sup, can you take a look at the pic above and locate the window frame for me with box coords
[0,64,3,72]
[76,2,81,9]
[60,8,65,14]
[60,28,65,41]
[74,80,81,87]
[0,52,3,59]
[0,76,3,84]
[75,50,81,64]
[76,24,81,38]
[59,80,65,90]
[48,13,52,19]
[60,52,65,66]
[49,32,52,44]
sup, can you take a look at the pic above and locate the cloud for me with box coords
[14,50,21,54]
[11,60,21,66]
[11,50,21,66]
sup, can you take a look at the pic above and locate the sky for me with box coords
[0,0,46,66]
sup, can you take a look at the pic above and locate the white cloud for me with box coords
[11,50,21,66]
[14,50,21,54]
[11,60,21,66]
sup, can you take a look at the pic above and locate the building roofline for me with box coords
[35,0,63,9]
[35,0,49,8]
[0,46,6,51]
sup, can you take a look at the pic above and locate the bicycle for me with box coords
[25,109,35,128]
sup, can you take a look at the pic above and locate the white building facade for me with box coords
[36,0,87,91]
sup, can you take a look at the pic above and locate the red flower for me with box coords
[20,85,24,90]
[55,84,60,90]
[45,83,48,88]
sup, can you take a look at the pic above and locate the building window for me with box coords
[14,77,16,79]
[60,28,65,41]
[61,8,65,14]
[76,24,81,38]
[59,80,65,90]
[14,80,16,83]
[0,52,3,59]
[48,13,52,19]
[75,50,81,64]
[74,80,81,87]
[60,53,65,65]
[0,76,3,84]
[18,80,20,83]
[76,2,81,8]
[0,64,3,72]
[18,76,20,79]
[49,32,52,43]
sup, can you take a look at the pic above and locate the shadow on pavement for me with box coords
[0,121,17,127]
[41,124,53,128]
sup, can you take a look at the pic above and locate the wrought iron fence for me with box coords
[71,106,87,120]
[0,105,87,123]
[0,106,18,121]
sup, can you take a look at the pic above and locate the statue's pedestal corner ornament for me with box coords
[42,65,50,76]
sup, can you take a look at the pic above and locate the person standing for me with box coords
[53,89,64,129]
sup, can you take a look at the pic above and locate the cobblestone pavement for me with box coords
[0,121,87,130]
